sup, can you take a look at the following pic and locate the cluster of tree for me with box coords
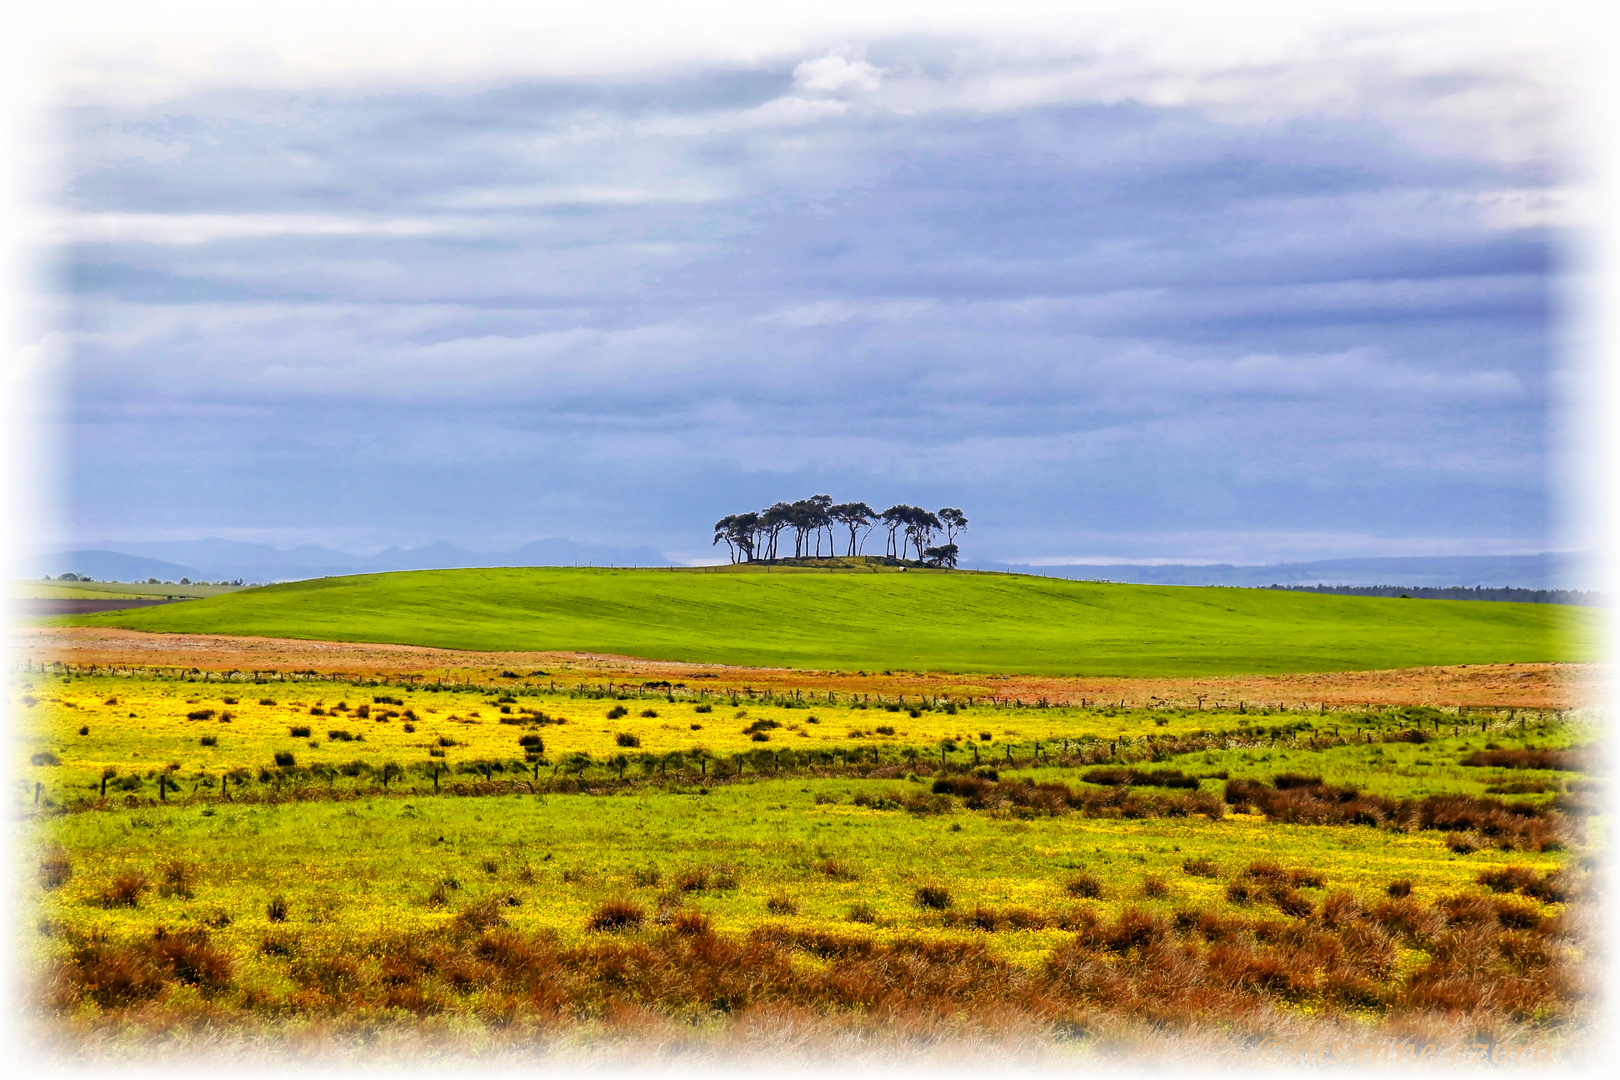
[44,573,246,586]
[713,497,967,568]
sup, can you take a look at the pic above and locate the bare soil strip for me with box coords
[14,626,1603,709]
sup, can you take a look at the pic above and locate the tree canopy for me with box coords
[714,499,965,567]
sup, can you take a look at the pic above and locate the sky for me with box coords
[10,2,1604,567]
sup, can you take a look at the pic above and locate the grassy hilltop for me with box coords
[66,563,1595,676]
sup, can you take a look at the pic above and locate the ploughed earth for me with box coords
[17,626,1602,709]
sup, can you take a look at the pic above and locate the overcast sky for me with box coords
[37,5,1585,565]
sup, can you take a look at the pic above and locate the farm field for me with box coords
[59,565,1600,677]
[13,580,246,601]
[17,662,1605,1060]
[18,565,1608,1062]
[13,671,1595,810]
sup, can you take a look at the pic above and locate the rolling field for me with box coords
[21,669,1600,1058]
[19,568,1606,1060]
[13,580,246,601]
[18,659,1605,1061]
[61,566,1598,676]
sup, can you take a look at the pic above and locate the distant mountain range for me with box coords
[987,553,1592,591]
[29,538,674,584]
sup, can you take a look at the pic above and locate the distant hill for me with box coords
[1267,584,1603,606]
[31,538,674,584]
[990,553,1591,592]
[65,565,1597,677]
[27,550,200,583]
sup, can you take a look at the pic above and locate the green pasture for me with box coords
[30,777,1566,975]
[14,580,245,601]
[63,566,1596,676]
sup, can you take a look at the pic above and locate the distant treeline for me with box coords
[1267,584,1605,607]
[714,496,967,567]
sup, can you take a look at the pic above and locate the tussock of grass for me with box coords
[1461,747,1586,771]
[47,889,1588,1039]
[1065,873,1103,899]
[588,898,645,932]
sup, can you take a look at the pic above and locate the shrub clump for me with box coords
[1461,747,1584,771]
[817,858,858,881]
[1222,776,1571,851]
[587,898,645,932]
[39,852,72,891]
[1065,872,1103,899]
[96,870,150,909]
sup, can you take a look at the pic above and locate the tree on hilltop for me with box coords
[880,505,911,559]
[761,502,793,560]
[903,507,942,561]
[716,496,966,565]
[712,512,760,563]
[831,502,877,556]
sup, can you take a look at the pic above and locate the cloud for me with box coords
[794,56,884,95]
[51,25,1562,561]
[65,212,447,244]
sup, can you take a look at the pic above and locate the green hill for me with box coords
[62,565,1597,676]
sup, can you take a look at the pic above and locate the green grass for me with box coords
[14,579,246,601]
[17,673,1585,811]
[25,673,1598,1047]
[65,566,1597,676]
[33,777,1561,971]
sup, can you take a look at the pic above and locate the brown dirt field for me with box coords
[15,626,1606,709]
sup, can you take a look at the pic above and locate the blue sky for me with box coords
[53,22,1571,565]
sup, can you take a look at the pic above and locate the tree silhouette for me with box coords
[881,505,909,558]
[831,502,877,555]
[903,507,942,560]
[761,502,793,560]
[712,515,739,563]
[716,497,966,566]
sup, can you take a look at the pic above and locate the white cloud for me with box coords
[793,55,884,95]
[439,183,729,209]
[64,212,447,244]
[34,3,1582,165]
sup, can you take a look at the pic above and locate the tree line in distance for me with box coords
[713,496,967,567]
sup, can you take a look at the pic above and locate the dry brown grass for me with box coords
[44,884,1590,1049]
[1460,747,1586,770]
[587,898,646,932]
[1223,776,1574,851]
[94,870,149,908]
[38,852,72,891]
